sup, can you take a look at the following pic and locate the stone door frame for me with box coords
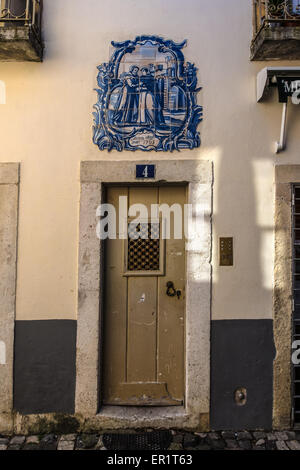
[75,159,212,430]
[273,165,300,429]
[0,163,20,434]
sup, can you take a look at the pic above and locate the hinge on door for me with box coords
[293,298,295,312]
[292,192,295,207]
[292,406,295,425]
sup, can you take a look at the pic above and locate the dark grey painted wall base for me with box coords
[14,320,76,415]
[13,318,276,429]
[210,319,275,430]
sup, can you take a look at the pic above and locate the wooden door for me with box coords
[102,186,186,406]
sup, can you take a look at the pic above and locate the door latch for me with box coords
[166,281,181,299]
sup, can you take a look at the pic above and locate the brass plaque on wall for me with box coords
[220,237,233,266]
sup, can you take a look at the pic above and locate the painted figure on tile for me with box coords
[114,65,140,124]
[138,67,165,126]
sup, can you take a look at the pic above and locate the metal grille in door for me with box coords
[127,222,160,271]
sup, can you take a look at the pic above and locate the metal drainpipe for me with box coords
[275,101,288,153]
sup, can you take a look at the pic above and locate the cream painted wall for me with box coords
[0,0,299,320]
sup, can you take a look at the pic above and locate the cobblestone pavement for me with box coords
[1,431,300,450]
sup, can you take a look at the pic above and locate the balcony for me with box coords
[251,0,300,60]
[0,0,43,61]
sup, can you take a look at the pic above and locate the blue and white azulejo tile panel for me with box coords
[93,36,202,152]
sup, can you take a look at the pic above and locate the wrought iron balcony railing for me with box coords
[0,0,43,60]
[252,0,300,59]
[0,0,42,33]
[253,0,300,36]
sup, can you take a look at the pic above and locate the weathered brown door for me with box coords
[102,185,186,406]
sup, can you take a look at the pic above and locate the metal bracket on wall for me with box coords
[257,66,300,154]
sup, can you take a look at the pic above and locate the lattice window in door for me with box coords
[124,220,165,276]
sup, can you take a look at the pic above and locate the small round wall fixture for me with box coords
[234,387,247,406]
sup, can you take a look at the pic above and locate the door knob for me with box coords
[166,281,181,299]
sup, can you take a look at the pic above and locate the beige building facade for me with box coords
[0,0,299,433]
